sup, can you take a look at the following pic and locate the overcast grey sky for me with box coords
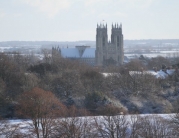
[0,0,179,41]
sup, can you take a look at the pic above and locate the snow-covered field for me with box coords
[125,51,179,59]
[0,114,177,138]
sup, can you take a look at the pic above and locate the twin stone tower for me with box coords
[52,23,124,66]
[95,23,124,66]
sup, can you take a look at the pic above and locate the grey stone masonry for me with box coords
[95,23,124,66]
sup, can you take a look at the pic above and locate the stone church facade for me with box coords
[52,23,124,66]
[95,23,124,66]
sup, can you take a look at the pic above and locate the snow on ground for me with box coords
[103,69,175,79]
[0,114,175,137]
[102,73,121,77]
[129,69,175,79]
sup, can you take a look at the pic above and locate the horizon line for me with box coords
[1,39,179,43]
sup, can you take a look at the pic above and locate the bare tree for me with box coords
[93,115,129,138]
[22,73,40,92]
[124,59,147,71]
[17,87,67,138]
[169,113,179,136]
[130,115,171,138]
[129,115,141,138]
[147,56,170,70]
[42,48,52,64]
[54,106,94,138]
[0,118,20,138]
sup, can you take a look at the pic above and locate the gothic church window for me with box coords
[102,36,105,47]
[111,36,114,43]
[117,36,120,47]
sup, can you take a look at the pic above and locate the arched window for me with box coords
[103,55,106,65]
[111,36,114,43]
[103,36,105,47]
[117,36,120,47]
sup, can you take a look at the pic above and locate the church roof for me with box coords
[82,48,95,58]
[61,48,80,58]
[60,47,96,58]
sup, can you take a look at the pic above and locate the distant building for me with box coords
[52,45,95,66]
[95,23,124,66]
[52,23,124,66]
[129,69,175,79]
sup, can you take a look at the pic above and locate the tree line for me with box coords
[0,51,179,117]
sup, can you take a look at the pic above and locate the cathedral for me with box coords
[52,23,124,66]
[95,23,124,66]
